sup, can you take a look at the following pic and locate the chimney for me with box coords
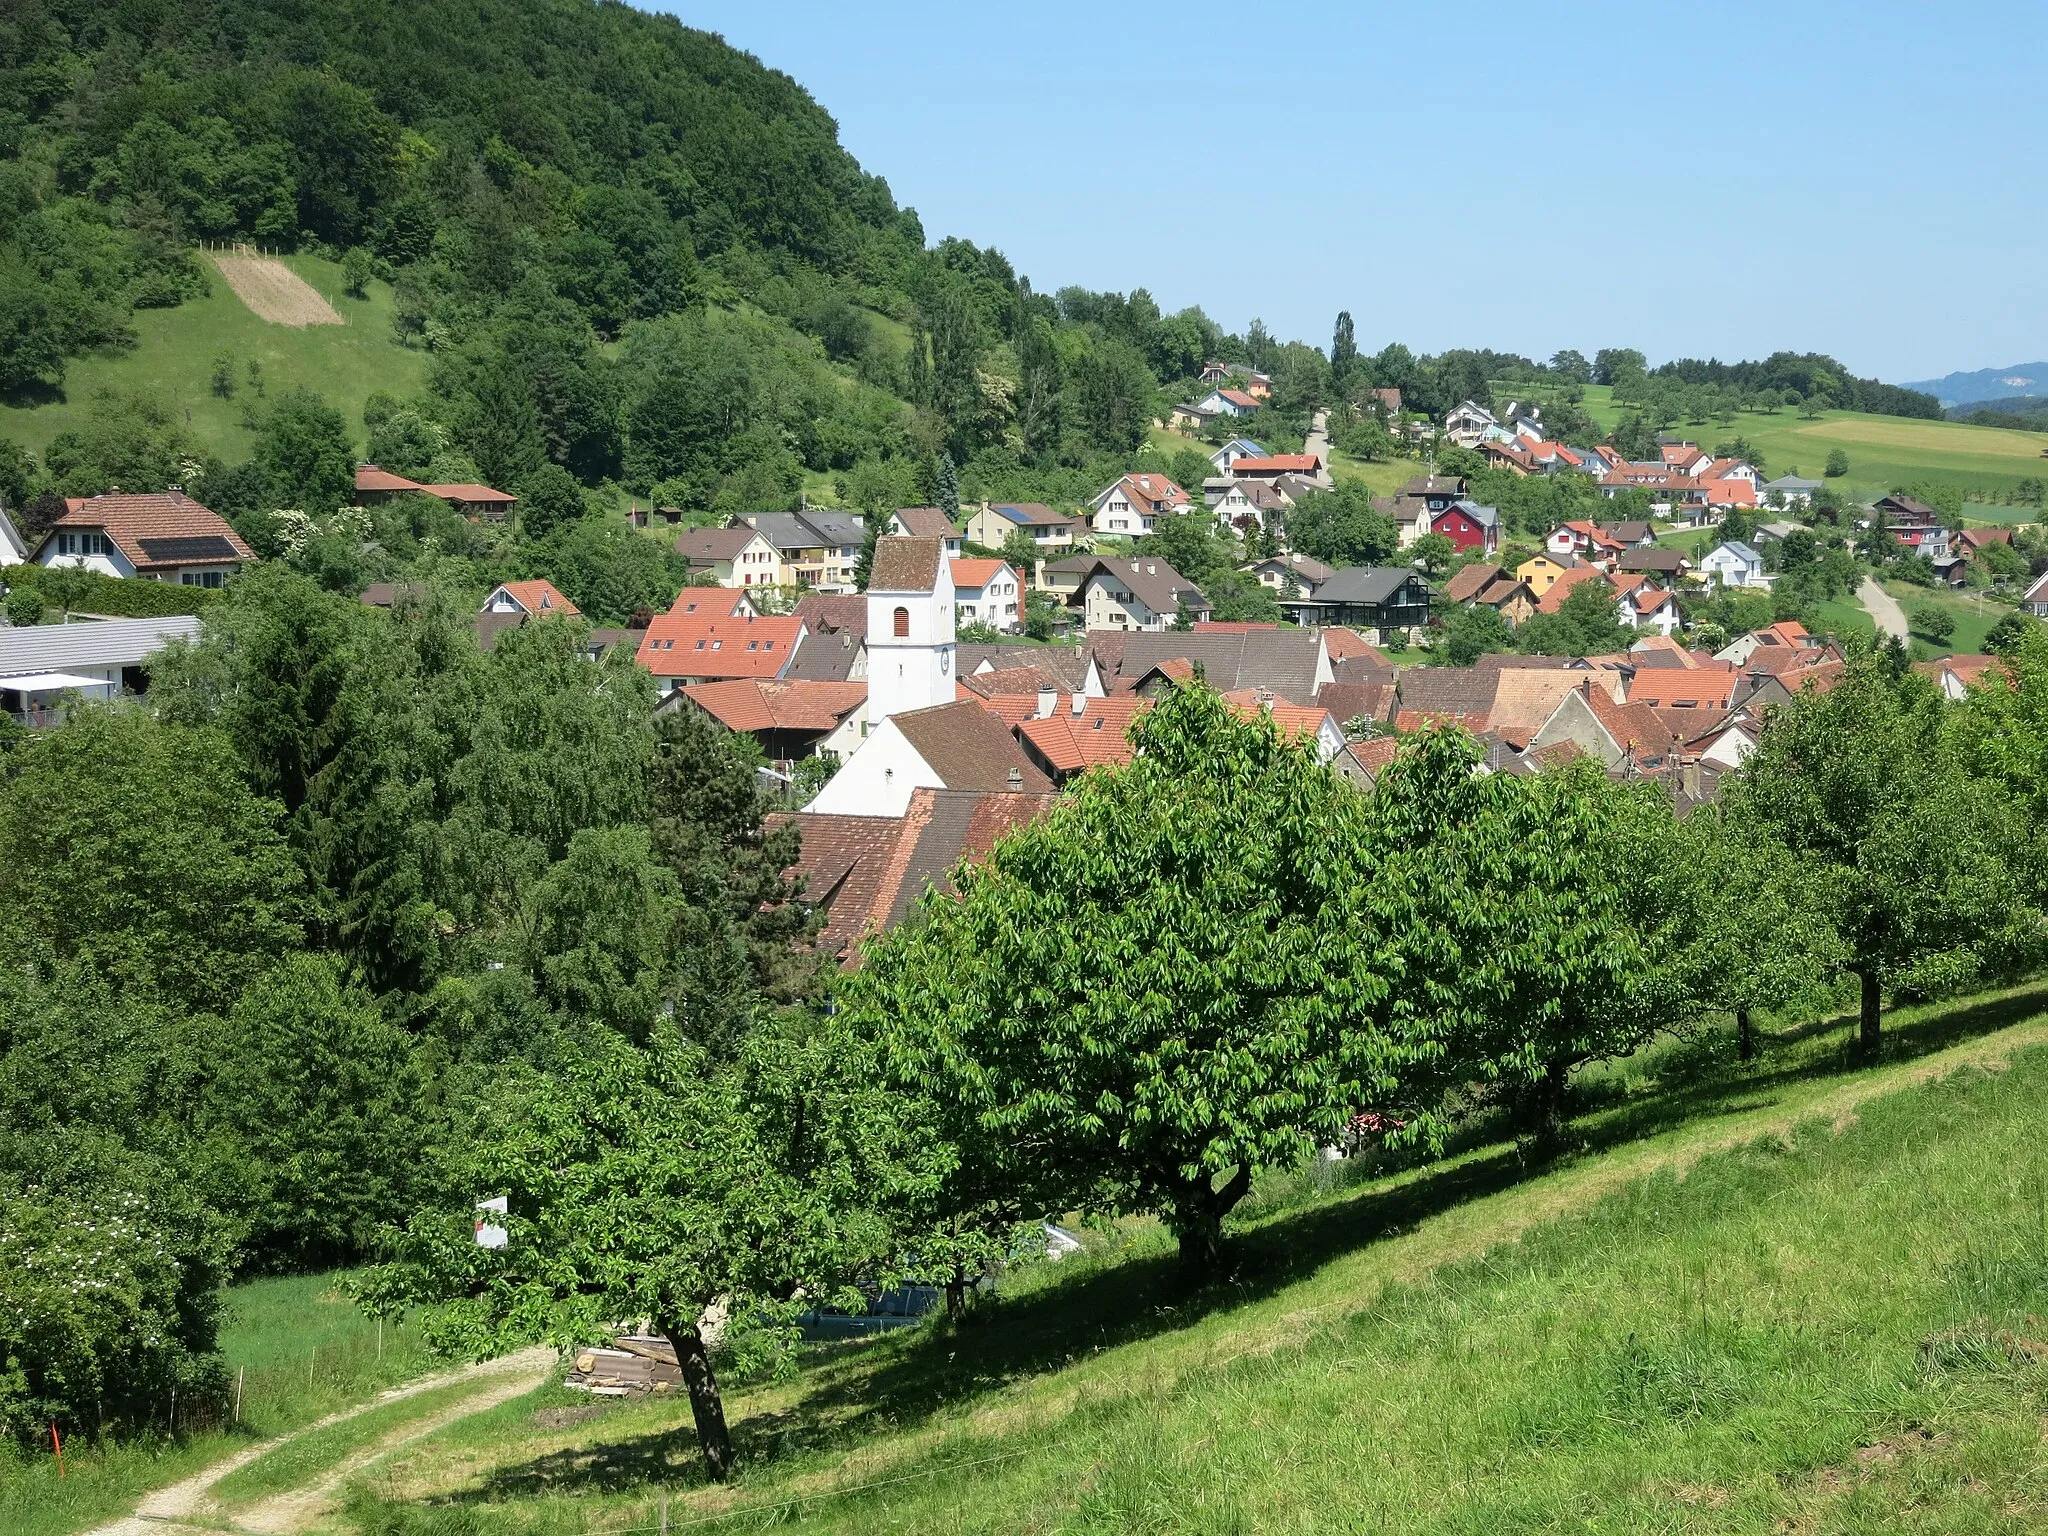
[1036,687,1056,718]
[1006,766,1022,790]
[1071,692,1085,716]
[1681,760,1702,798]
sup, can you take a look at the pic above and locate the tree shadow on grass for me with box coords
[461,981,2048,1499]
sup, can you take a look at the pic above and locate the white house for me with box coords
[0,505,27,565]
[1616,587,1683,636]
[1193,387,1260,419]
[1761,474,1823,509]
[950,558,1022,633]
[886,506,962,556]
[1089,473,1190,537]
[1069,555,1211,632]
[1208,438,1269,475]
[678,526,786,587]
[35,491,251,587]
[863,535,956,727]
[1441,400,1501,448]
[803,698,1050,818]
[481,579,579,617]
[1699,540,1768,590]
[0,614,202,726]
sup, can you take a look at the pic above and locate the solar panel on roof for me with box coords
[136,535,238,563]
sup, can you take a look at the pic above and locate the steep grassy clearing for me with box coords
[0,253,426,464]
[1581,384,2048,502]
[346,984,2048,1536]
[0,1273,439,1536]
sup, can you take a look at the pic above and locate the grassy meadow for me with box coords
[0,1272,439,1536]
[328,985,2048,1536]
[1580,384,2048,504]
[0,251,427,463]
[1886,577,2008,657]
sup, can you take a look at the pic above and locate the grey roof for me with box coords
[741,510,865,551]
[959,643,1093,692]
[989,502,1079,528]
[678,526,758,563]
[1617,548,1689,573]
[1763,475,1823,491]
[1308,566,1426,605]
[1252,552,1336,587]
[782,623,863,682]
[1710,540,1763,563]
[1068,556,1209,618]
[0,614,202,673]
[1450,499,1499,529]
[1116,629,1324,703]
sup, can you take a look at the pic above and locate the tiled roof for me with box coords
[421,482,517,503]
[949,557,1017,592]
[1114,629,1324,703]
[678,526,760,563]
[869,536,944,592]
[487,580,579,617]
[791,592,867,637]
[52,491,253,569]
[961,664,1063,698]
[1216,388,1261,409]
[355,464,421,493]
[1018,697,1156,774]
[893,700,1053,793]
[891,506,959,539]
[1232,454,1321,474]
[636,610,803,679]
[681,679,866,734]
[1319,627,1388,668]
[1444,563,1503,603]
[1072,556,1208,618]
[1535,565,1611,615]
[1219,689,1336,744]
[1316,681,1398,726]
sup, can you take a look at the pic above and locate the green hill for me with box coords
[1582,383,2048,505]
[313,987,2048,1536]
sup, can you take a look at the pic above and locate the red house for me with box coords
[1428,499,1499,555]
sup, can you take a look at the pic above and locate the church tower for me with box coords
[865,535,956,726]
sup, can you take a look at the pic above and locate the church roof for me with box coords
[870,536,944,593]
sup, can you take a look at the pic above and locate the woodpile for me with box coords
[563,1334,682,1395]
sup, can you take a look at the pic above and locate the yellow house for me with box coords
[1516,553,1576,597]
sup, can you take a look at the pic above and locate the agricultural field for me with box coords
[301,986,2048,1536]
[0,252,427,465]
[1580,384,2048,504]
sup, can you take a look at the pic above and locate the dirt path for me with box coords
[210,248,344,327]
[1859,575,1909,640]
[82,1345,555,1536]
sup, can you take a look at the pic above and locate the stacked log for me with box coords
[563,1334,683,1395]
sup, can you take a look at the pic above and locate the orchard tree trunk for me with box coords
[945,1260,967,1321]
[1526,1056,1575,1147]
[1858,968,1882,1059]
[1736,1008,1756,1062]
[660,1320,733,1483]
[1173,1164,1252,1280]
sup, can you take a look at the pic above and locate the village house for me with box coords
[1547,520,1627,562]
[1426,498,1500,555]
[963,501,1084,551]
[1616,586,1683,636]
[1199,362,1271,399]
[1616,547,1692,580]
[678,525,786,587]
[951,558,1023,632]
[785,593,869,683]
[806,698,1049,820]
[1699,540,1768,590]
[1207,438,1269,474]
[635,597,806,694]
[1067,555,1211,632]
[1110,628,1333,704]
[886,506,963,556]
[1515,552,1583,597]
[1245,550,1336,598]
[1276,566,1433,640]
[481,580,579,619]
[1090,473,1191,536]
[735,509,866,592]
[0,613,201,727]
[1441,400,1500,448]
[353,464,425,504]
[35,491,253,587]
[0,505,26,564]
[1193,387,1262,419]
[1761,473,1823,508]
[422,482,519,520]
[676,679,868,765]
[1385,474,1470,548]
[1870,494,1946,556]
[1229,453,1325,487]
[1715,619,1822,666]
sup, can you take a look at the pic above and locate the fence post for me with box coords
[235,1366,245,1425]
[660,1495,669,1534]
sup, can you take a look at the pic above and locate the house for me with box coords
[1660,442,1714,475]
[1090,474,1190,536]
[1751,520,1811,544]
[736,510,867,592]
[1477,577,1539,626]
[1616,548,1692,580]
[2024,571,2048,618]
[1598,521,1657,549]
[1547,520,1626,561]
[1761,474,1823,508]
[1111,628,1332,704]
[0,613,201,727]
[1957,527,2013,558]
[1370,387,1402,418]
[1527,680,1679,771]
[1699,541,1767,590]
[1229,454,1323,485]
[1534,564,1612,616]
[1870,493,1947,555]
[1915,654,2010,702]
[481,580,579,619]
[785,592,870,683]
[354,464,424,504]
[1199,363,1270,399]
[35,491,253,587]
[1515,552,1581,597]
[784,786,1058,966]
[421,483,519,520]
[634,601,806,693]
[678,526,787,587]
[1190,387,1261,419]
[1067,555,1211,631]
[1206,477,1289,532]
[963,502,1084,551]
[805,699,1049,819]
[1932,553,1969,588]
[1278,566,1433,639]
[1016,695,1157,782]
[1246,550,1336,597]
[950,558,1022,632]
[1168,401,1223,432]
[1715,619,1822,666]
[678,679,868,764]
[1385,474,1469,548]
[1208,438,1269,474]
[1441,401,1500,449]
[887,507,963,556]
[1623,666,1742,738]
[1617,586,1683,637]
[0,504,28,565]
[1427,499,1499,555]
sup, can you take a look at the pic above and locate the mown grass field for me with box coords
[338,984,2048,1536]
[1581,384,2048,503]
[1886,577,2008,657]
[0,1273,438,1536]
[0,252,427,464]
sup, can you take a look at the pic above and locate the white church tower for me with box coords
[865,535,955,725]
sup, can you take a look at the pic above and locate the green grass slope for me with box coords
[0,252,425,463]
[1582,384,2048,503]
[343,985,2048,1535]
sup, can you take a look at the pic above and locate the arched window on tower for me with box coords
[893,606,909,638]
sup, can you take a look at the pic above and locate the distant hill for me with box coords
[1903,363,2048,408]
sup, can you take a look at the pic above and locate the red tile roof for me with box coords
[1232,455,1321,475]
[421,482,517,504]
[681,679,866,733]
[1018,697,1156,774]
[949,557,1018,591]
[636,609,803,680]
[1319,627,1389,667]
[52,491,253,570]
[486,579,580,617]
[355,464,422,493]
[1216,388,1262,410]
[1535,565,1610,615]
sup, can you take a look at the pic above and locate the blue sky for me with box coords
[655,1,2046,383]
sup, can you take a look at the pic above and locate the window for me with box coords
[893,606,909,638]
